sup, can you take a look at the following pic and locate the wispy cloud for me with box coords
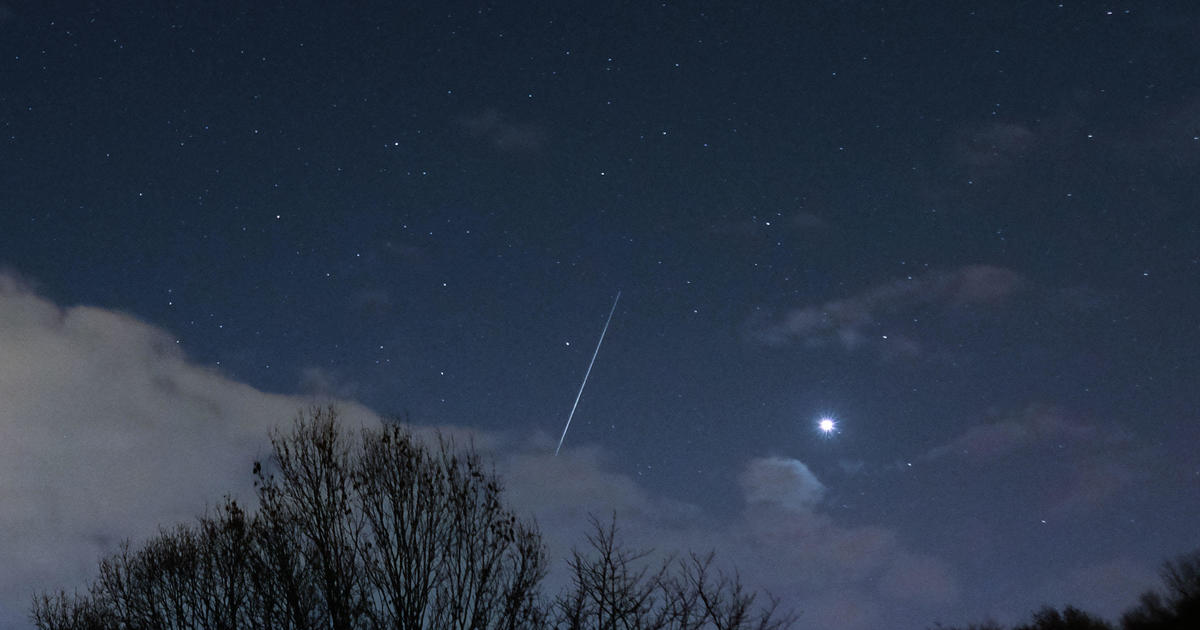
[460,109,548,153]
[950,121,1039,181]
[924,404,1127,462]
[923,404,1142,514]
[748,265,1023,358]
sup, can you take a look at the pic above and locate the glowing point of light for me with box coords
[818,418,836,433]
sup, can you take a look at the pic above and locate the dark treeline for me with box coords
[935,550,1200,630]
[31,407,794,630]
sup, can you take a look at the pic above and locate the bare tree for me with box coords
[29,590,115,630]
[32,406,792,630]
[242,498,323,630]
[32,406,548,630]
[667,552,794,630]
[349,417,546,629]
[254,407,370,628]
[35,500,255,630]
[554,515,796,630]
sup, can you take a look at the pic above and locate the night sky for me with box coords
[2,3,1199,629]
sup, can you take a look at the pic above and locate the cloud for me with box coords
[495,442,709,595]
[1051,457,1142,515]
[460,109,548,152]
[735,458,951,595]
[924,404,1126,462]
[925,420,1033,460]
[1041,556,1160,622]
[880,551,961,605]
[930,93,1200,230]
[923,404,1142,514]
[748,265,1023,356]
[499,449,958,630]
[739,456,825,511]
[298,366,361,399]
[0,273,379,626]
[950,121,1039,180]
[733,457,958,628]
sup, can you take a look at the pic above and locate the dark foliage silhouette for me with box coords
[1013,606,1113,630]
[1120,549,1200,630]
[933,549,1200,630]
[931,605,1111,630]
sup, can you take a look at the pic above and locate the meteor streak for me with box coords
[555,290,622,456]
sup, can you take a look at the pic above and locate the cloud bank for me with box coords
[0,273,378,626]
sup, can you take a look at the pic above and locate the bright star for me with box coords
[818,417,836,434]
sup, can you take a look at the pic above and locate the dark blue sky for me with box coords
[2,3,1198,628]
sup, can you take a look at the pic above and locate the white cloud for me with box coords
[739,456,826,511]
[0,273,378,626]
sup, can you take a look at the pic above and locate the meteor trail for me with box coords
[555,291,622,456]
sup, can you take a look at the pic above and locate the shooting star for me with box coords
[555,290,622,456]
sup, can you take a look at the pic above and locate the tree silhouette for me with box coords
[1121,549,1200,630]
[1013,606,1113,630]
[33,407,545,630]
[930,549,1200,630]
[932,605,1112,630]
[554,515,796,630]
[31,406,794,630]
